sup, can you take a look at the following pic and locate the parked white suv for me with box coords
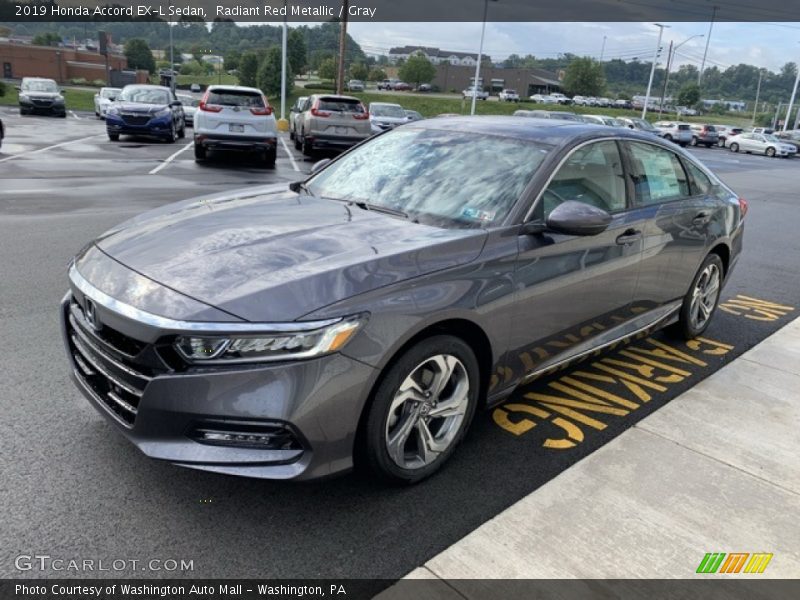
[193,85,278,166]
[462,87,489,100]
[498,89,520,102]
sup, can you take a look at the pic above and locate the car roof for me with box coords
[123,84,170,90]
[206,85,263,94]
[315,94,360,101]
[370,102,403,108]
[407,115,666,145]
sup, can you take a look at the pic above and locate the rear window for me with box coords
[319,98,364,113]
[704,125,717,132]
[678,124,691,130]
[206,90,265,108]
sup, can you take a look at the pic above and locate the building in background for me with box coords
[0,40,147,85]
[432,64,562,95]
[388,46,489,68]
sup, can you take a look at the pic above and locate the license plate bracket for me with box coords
[229,124,244,133]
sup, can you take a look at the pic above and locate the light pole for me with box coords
[642,23,668,119]
[470,0,497,116]
[659,34,704,116]
[698,5,717,85]
[280,0,288,123]
[168,0,174,93]
[600,35,607,61]
[752,68,763,127]
[783,56,800,131]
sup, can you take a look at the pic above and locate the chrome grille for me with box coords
[66,299,159,427]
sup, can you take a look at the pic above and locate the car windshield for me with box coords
[206,90,264,107]
[764,134,783,143]
[371,104,406,118]
[101,88,120,99]
[704,125,717,132]
[23,80,58,92]
[119,87,170,104]
[632,118,657,131]
[307,128,551,228]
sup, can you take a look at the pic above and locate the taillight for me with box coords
[311,107,331,117]
[250,106,273,116]
[199,103,223,113]
[353,111,369,120]
[738,197,748,218]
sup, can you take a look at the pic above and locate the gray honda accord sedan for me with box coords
[61,117,745,483]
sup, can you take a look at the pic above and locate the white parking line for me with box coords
[70,111,81,120]
[149,141,193,175]
[280,136,300,172]
[0,134,101,163]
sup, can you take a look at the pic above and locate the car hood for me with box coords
[23,91,60,99]
[114,102,168,113]
[92,186,486,322]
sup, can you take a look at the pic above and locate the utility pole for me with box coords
[168,0,175,93]
[643,23,668,119]
[658,40,673,116]
[336,0,348,95]
[470,0,494,116]
[280,0,287,122]
[600,35,607,61]
[752,69,763,126]
[698,5,717,85]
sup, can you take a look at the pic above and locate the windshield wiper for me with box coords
[349,200,408,219]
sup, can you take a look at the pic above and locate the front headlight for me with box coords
[54,96,65,104]
[155,108,172,118]
[174,317,365,364]
[107,106,119,115]
[19,94,29,102]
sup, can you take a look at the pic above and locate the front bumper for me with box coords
[60,293,377,481]
[106,115,173,137]
[194,133,276,152]
[20,100,65,115]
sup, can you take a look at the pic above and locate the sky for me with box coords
[345,22,800,72]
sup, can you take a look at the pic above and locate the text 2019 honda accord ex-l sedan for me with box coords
[61,117,745,484]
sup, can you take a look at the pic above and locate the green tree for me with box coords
[318,57,337,82]
[288,28,307,75]
[562,57,606,96]
[224,50,241,72]
[257,46,293,97]
[368,67,386,81]
[238,51,259,87]
[124,38,156,73]
[398,55,436,88]
[32,32,61,47]
[677,82,701,107]
[350,62,369,81]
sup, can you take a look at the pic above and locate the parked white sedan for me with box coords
[93,87,121,119]
[728,132,797,157]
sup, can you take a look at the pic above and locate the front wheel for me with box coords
[673,253,724,340]
[359,335,479,484]
[690,136,698,146]
[729,142,739,153]
[766,146,776,157]
[108,133,119,141]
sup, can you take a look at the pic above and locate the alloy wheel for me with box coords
[384,354,470,470]
[689,263,721,331]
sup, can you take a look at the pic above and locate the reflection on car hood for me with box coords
[23,91,60,99]
[114,102,168,113]
[93,186,486,322]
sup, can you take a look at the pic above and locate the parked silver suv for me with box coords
[294,94,371,156]
[653,121,693,147]
[193,85,278,166]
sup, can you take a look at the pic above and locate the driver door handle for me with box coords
[693,211,711,224]
[615,229,642,246]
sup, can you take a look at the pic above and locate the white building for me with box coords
[388,46,488,67]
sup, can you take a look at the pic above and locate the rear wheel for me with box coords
[193,143,206,161]
[729,142,739,153]
[663,134,673,142]
[673,253,723,340]
[359,335,479,484]
[167,122,177,143]
[690,136,699,146]
[766,146,776,157]
[301,131,313,156]
[263,146,277,167]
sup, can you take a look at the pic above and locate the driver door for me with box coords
[508,140,645,378]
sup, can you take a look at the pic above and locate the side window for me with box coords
[537,141,626,219]
[627,142,690,206]
[684,161,713,196]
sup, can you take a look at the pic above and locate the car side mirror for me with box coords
[170,101,182,107]
[310,158,331,174]
[545,200,612,236]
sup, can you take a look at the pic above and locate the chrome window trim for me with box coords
[68,264,342,334]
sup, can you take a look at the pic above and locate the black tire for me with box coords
[663,134,672,142]
[178,123,186,139]
[19,108,27,116]
[193,143,206,161]
[359,335,480,485]
[679,142,688,147]
[167,122,177,143]
[690,136,698,146]
[718,138,725,147]
[108,133,119,141]
[673,253,724,340]
[704,143,713,148]
[729,142,739,153]
[766,146,776,157]
[301,131,313,156]
[289,128,295,141]
[263,146,277,167]
[294,134,301,150]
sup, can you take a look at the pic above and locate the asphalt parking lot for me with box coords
[1,110,798,583]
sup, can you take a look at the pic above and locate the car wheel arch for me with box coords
[708,242,731,277]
